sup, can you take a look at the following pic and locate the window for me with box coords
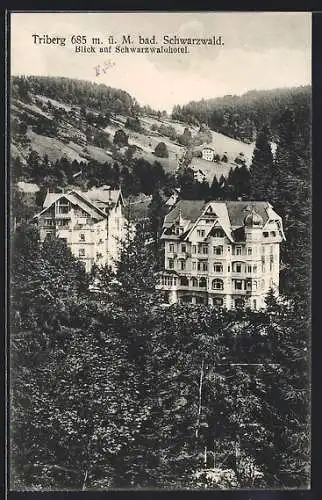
[246,280,252,291]
[80,233,85,241]
[199,277,207,288]
[197,229,205,237]
[212,279,224,290]
[197,261,208,272]
[192,261,196,271]
[213,263,223,273]
[233,262,243,273]
[227,265,230,272]
[253,265,257,273]
[191,277,198,287]
[213,228,224,238]
[235,280,243,290]
[56,219,69,227]
[179,260,186,270]
[214,246,223,255]
[236,246,242,256]
[253,299,257,310]
[57,199,70,214]
[202,245,208,254]
[169,243,174,252]
[180,276,189,286]
[247,247,252,255]
[168,259,174,269]
[181,244,186,253]
[227,246,231,252]
[235,298,245,309]
[270,231,276,237]
[263,231,269,238]
[213,297,224,307]
[192,245,196,254]
[247,265,252,273]
[162,276,174,286]
[79,248,85,257]
[44,219,54,227]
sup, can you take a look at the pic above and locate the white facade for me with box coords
[34,187,126,272]
[157,200,285,310]
[201,147,215,162]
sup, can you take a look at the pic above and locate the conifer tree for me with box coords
[249,125,274,201]
[210,175,220,199]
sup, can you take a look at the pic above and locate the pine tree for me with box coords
[147,190,167,267]
[249,125,274,201]
[210,175,220,199]
[273,107,311,301]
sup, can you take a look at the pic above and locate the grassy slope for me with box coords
[11,92,255,177]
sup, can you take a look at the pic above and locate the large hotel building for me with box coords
[157,200,285,310]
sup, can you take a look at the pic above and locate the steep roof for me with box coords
[225,201,270,228]
[164,200,206,225]
[163,199,281,242]
[35,191,107,220]
[41,187,122,217]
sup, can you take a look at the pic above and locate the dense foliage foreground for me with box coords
[10,224,310,490]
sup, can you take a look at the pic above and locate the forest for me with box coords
[11,75,140,116]
[11,222,310,489]
[172,86,311,144]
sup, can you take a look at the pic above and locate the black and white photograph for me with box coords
[9,11,311,490]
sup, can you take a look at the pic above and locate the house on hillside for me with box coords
[157,200,285,310]
[165,188,181,209]
[201,146,215,162]
[192,168,207,183]
[33,185,126,272]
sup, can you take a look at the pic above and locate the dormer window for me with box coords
[213,228,224,238]
[57,198,70,214]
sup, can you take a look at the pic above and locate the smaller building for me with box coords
[202,146,215,162]
[33,186,126,272]
[192,168,207,183]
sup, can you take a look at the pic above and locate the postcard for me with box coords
[8,11,311,491]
